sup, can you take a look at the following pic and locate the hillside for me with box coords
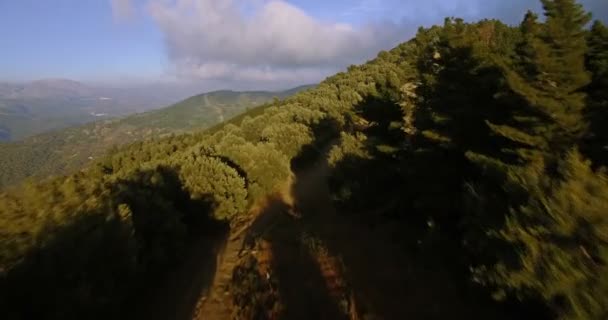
[0,79,222,141]
[0,86,313,188]
[120,87,312,131]
[1,1,607,320]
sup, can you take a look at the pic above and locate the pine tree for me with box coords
[587,21,608,94]
[477,150,608,319]
[584,21,608,166]
[516,11,542,78]
[487,0,591,163]
[466,2,608,318]
[465,0,593,229]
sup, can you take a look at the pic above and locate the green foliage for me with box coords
[456,2,606,319]
[492,0,590,159]
[176,150,248,220]
[584,21,608,166]
[587,21,608,94]
[0,90,303,318]
[261,122,313,159]
[320,1,608,318]
[477,150,608,319]
[215,135,291,200]
[1,1,607,318]
[0,167,196,318]
[328,132,371,168]
[240,115,267,141]
[0,87,310,189]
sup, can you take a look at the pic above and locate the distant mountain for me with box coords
[0,79,204,141]
[4,79,94,99]
[0,85,314,188]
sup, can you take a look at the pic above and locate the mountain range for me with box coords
[0,79,208,141]
[0,84,313,188]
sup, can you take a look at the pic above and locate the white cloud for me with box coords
[110,0,135,22]
[147,0,608,87]
[148,0,406,84]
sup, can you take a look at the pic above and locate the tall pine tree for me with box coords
[584,21,608,166]
[467,2,608,318]
[486,0,591,164]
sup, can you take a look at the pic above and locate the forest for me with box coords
[0,0,607,319]
[0,87,310,188]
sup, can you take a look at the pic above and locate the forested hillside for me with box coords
[0,79,197,141]
[0,87,311,188]
[1,1,607,319]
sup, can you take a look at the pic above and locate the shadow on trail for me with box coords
[289,155,508,320]
[295,93,530,319]
[238,147,508,319]
[239,194,348,320]
[233,89,531,319]
[128,221,229,320]
[232,118,348,319]
[231,58,551,317]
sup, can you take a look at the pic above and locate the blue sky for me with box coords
[0,0,165,83]
[0,0,606,88]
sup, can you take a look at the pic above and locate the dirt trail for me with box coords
[193,161,338,320]
[191,234,243,319]
[126,227,228,320]
[126,178,305,320]
[130,153,511,320]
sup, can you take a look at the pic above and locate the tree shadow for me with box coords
[236,196,348,320]
[290,117,342,172]
[0,166,230,320]
[288,145,511,319]
[118,167,232,320]
[270,47,542,318]
[127,220,229,320]
[230,118,348,319]
[582,83,608,168]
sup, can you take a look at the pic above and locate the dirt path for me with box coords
[131,151,514,320]
[203,93,225,123]
[191,233,244,320]
[190,160,343,320]
[126,226,229,320]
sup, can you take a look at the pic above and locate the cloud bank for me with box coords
[148,0,406,85]
[147,0,608,87]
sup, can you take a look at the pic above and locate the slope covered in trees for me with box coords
[1,1,607,319]
[0,87,312,188]
[0,79,194,141]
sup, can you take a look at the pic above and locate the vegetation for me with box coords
[0,1,607,319]
[0,78,188,141]
[0,87,312,188]
[584,20,608,166]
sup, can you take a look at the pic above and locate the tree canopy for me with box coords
[1,1,607,319]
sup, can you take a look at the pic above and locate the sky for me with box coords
[0,0,606,90]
